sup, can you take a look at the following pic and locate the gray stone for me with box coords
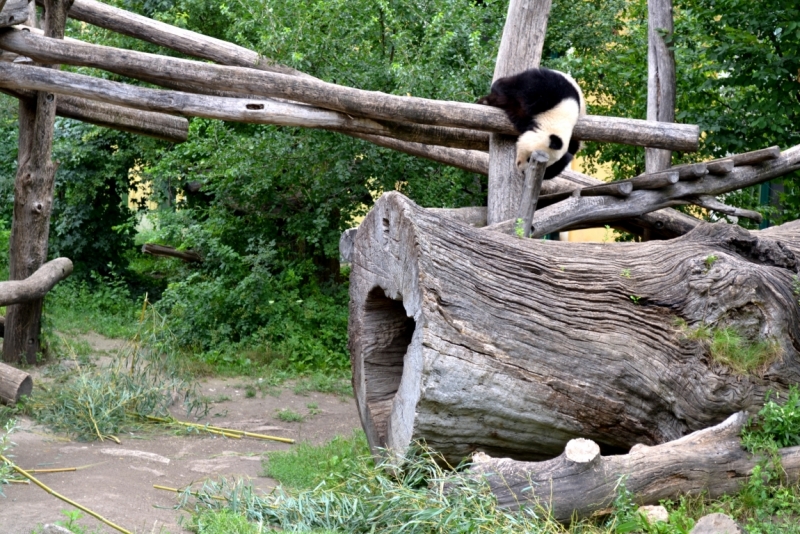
[638,504,669,524]
[690,513,743,534]
[43,525,73,534]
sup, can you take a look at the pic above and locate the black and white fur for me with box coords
[477,68,586,179]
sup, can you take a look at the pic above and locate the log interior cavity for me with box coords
[361,287,415,447]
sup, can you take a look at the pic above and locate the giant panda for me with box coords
[477,67,586,179]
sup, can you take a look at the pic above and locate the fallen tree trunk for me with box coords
[468,412,800,521]
[349,192,800,464]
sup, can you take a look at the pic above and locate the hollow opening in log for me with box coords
[362,287,416,447]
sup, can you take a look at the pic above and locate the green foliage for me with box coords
[191,509,267,534]
[275,408,305,423]
[704,255,718,269]
[263,430,370,489]
[742,386,800,452]
[0,420,17,496]
[680,323,782,375]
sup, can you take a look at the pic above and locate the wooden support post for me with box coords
[645,0,676,174]
[3,0,71,365]
[487,0,552,225]
[517,151,549,238]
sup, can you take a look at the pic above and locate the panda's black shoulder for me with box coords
[482,68,580,132]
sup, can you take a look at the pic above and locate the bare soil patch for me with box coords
[1,334,361,534]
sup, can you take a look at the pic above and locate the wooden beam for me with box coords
[1,86,188,142]
[487,0,553,225]
[0,28,701,151]
[645,0,676,173]
[688,195,763,223]
[0,257,72,306]
[517,151,549,238]
[141,243,201,263]
[46,0,309,77]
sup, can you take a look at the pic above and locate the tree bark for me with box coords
[1,87,188,142]
[3,0,70,365]
[349,191,800,465]
[468,412,800,521]
[645,0,676,174]
[0,361,32,404]
[0,0,29,28]
[0,28,701,151]
[487,0,552,225]
[141,243,202,263]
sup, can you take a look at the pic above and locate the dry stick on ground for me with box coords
[3,0,69,365]
[349,191,800,464]
[0,453,132,534]
[1,87,188,142]
[468,412,800,522]
[487,0,553,225]
[485,144,800,237]
[0,28,701,151]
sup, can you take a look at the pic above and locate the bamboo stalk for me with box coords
[0,454,132,534]
[153,484,227,501]
[25,466,77,473]
[143,415,295,443]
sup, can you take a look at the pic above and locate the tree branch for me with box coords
[0,257,72,306]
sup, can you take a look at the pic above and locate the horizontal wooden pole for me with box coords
[141,243,202,262]
[1,86,188,142]
[0,27,701,151]
[0,257,72,306]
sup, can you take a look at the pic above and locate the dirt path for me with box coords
[1,334,361,534]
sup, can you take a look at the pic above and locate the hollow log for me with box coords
[468,412,800,521]
[0,28,701,151]
[349,192,800,464]
[0,361,32,404]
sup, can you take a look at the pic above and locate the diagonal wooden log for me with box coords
[1,87,188,142]
[486,144,800,237]
[0,27,701,151]
[689,195,763,223]
[468,412,800,521]
[350,191,800,465]
[51,0,310,77]
[0,257,72,306]
[141,243,202,263]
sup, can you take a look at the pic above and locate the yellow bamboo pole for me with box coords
[0,454,131,534]
[25,467,77,474]
[144,415,294,443]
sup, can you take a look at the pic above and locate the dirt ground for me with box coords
[0,334,361,534]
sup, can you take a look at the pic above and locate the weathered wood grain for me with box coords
[142,243,202,263]
[487,0,552,225]
[0,0,28,28]
[1,86,188,141]
[689,195,763,222]
[469,413,800,521]
[349,191,800,464]
[517,151,549,238]
[0,27,701,150]
[645,0,676,173]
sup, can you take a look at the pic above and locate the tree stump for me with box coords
[348,192,800,464]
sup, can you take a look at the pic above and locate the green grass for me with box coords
[678,322,782,376]
[263,430,369,489]
[275,408,305,423]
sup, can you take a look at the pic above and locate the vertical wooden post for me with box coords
[486,0,553,225]
[3,0,71,364]
[517,150,549,238]
[645,0,676,174]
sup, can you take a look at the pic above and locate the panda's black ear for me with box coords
[548,135,563,150]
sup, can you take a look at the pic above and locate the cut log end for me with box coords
[0,362,32,404]
[564,438,601,465]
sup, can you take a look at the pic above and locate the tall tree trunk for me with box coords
[487,0,552,224]
[3,0,71,364]
[645,0,676,175]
